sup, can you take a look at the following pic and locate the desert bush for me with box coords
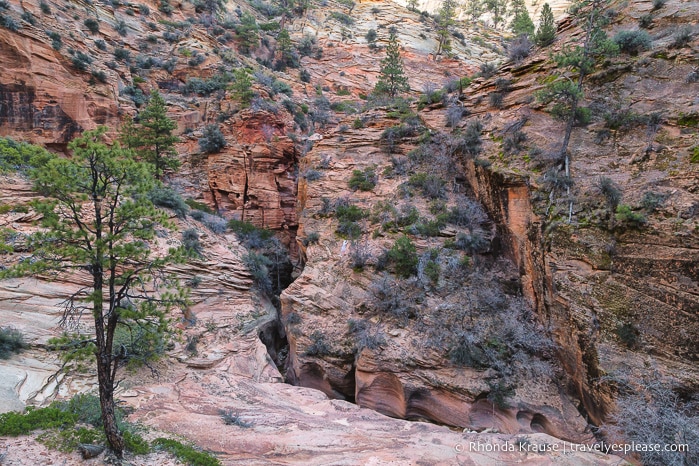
[640,191,666,212]
[84,18,99,34]
[638,13,653,29]
[448,196,488,230]
[152,438,221,466]
[302,169,322,181]
[508,34,532,63]
[0,327,25,359]
[305,331,331,356]
[182,228,202,256]
[335,203,366,239]
[615,323,640,349]
[455,230,489,255]
[348,166,377,191]
[305,232,320,245]
[348,319,386,351]
[148,186,188,218]
[670,26,693,49]
[613,30,651,55]
[329,11,354,26]
[115,20,128,36]
[369,274,411,321]
[199,125,226,153]
[446,103,468,128]
[489,92,504,109]
[607,376,699,466]
[596,176,622,211]
[349,240,371,270]
[220,410,252,428]
[113,47,131,62]
[615,204,646,228]
[479,62,497,78]
[652,0,666,10]
[388,235,418,278]
[503,130,527,155]
[71,52,92,71]
[457,120,483,158]
[243,251,273,293]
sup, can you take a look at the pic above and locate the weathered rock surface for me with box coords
[435,0,699,426]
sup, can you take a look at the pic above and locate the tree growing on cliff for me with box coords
[510,0,535,37]
[229,68,254,107]
[484,0,509,29]
[1,127,186,458]
[121,90,179,180]
[536,0,618,221]
[435,0,457,56]
[373,29,410,98]
[535,3,556,46]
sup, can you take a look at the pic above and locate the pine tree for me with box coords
[236,12,259,55]
[407,0,419,12]
[536,0,618,221]
[277,28,293,60]
[373,29,410,98]
[510,0,535,37]
[2,127,186,457]
[535,3,556,46]
[436,0,457,56]
[122,90,179,180]
[464,0,484,21]
[230,68,254,107]
[484,0,508,29]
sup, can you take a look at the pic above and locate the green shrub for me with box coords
[71,52,92,71]
[153,438,221,466]
[123,429,150,454]
[329,11,354,26]
[148,186,188,218]
[615,204,646,228]
[449,341,489,369]
[388,235,418,278]
[613,30,652,55]
[348,166,377,191]
[182,228,202,257]
[115,20,128,36]
[199,125,226,153]
[670,26,693,49]
[305,232,320,245]
[0,138,53,173]
[640,191,665,212]
[228,219,273,247]
[114,47,131,62]
[596,176,622,211]
[335,204,367,239]
[112,322,166,369]
[64,393,103,426]
[84,18,99,34]
[185,199,213,214]
[243,251,273,293]
[615,323,640,349]
[0,406,77,436]
[0,326,26,359]
[305,331,331,356]
[91,70,107,83]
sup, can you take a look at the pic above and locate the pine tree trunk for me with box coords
[97,352,124,458]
